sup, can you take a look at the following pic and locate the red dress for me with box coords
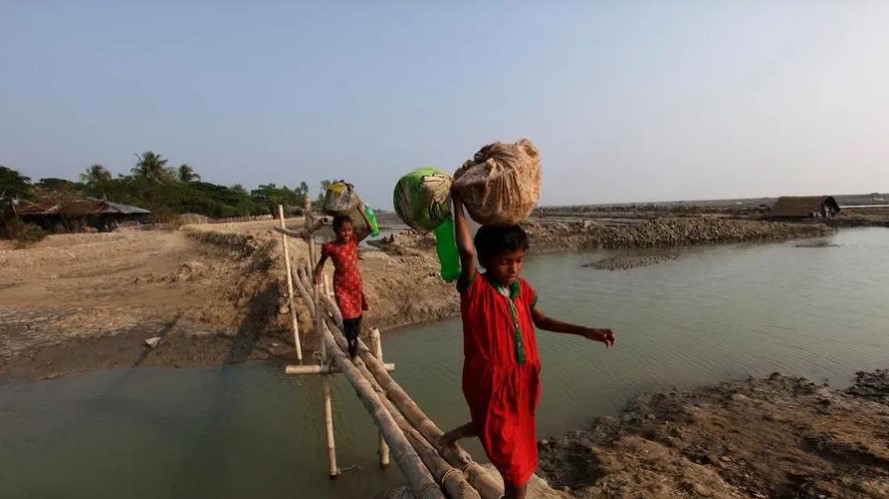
[321,240,367,320]
[460,275,541,486]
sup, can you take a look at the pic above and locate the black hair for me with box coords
[474,225,530,266]
[333,216,353,231]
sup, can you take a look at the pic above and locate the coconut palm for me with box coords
[177,164,200,183]
[79,164,112,186]
[132,151,175,183]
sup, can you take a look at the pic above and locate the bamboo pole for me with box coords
[323,319,477,498]
[321,372,338,478]
[318,291,344,330]
[317,320,444,499]
[314,272,338,478]
[371,328,390,467]
[278,204,302,362]
[317,301,502,498]
[323,274,333,298]
[285,363,395,375]
[273,218,326,239]
[401,419,480,499]
[291,267,316,317]
[305,198,316,267]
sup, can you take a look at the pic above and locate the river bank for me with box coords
[0,215,845,382]
[379,370,889,499]
[2,216,888,498]
[537,370,889,498]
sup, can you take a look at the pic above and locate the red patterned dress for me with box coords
[321,239,367,320]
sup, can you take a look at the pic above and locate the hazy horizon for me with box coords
[2,1,888,209]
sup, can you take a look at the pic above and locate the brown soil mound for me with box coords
[539,373,889,498]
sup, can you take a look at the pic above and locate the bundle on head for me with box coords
[392,168,453,233]
[453,138,541,226]
[322,181,361,217]
[323,181,371,232]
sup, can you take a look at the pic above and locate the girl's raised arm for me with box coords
[452,192,477,291]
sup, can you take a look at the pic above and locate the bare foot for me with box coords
[437,433,473,461]
[437,433,457,451]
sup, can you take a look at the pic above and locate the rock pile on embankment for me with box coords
[525,217,833,252]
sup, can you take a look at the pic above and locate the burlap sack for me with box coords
[452,139,541,226]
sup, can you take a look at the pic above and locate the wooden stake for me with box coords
[278,204,302,362]
[285,363,395,375]
[371,328,390,467]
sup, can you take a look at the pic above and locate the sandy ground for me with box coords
[0,226,292,380]
[0,218,453,381]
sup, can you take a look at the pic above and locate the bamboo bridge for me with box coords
[274,202,505,499]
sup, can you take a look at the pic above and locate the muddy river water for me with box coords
[2,228,888,498]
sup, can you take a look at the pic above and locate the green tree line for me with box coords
[1,152,331,221]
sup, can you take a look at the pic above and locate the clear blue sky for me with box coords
[2,1,888,208]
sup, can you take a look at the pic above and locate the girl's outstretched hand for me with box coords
[582,328,616,347]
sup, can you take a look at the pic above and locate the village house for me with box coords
[14,198,151,232]
[770,196,841,219]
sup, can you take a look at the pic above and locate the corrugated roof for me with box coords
[16,199,150,216]
[770,196,840,218]
[101,200,151,215]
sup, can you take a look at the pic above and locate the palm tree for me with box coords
[132,151,175,183]
[79,164,112,186]
[177,164,200,183]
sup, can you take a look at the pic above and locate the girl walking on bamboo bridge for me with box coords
[314,205,373,359]
[441,191,617,499]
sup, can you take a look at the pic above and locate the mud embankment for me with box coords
[525,217,833,252]
[538,372,889,498]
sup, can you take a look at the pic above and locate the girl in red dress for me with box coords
[314,205,373,359]
[441,192,616,498]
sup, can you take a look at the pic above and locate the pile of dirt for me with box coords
[525,217,833,252]
[538,372,889,498]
